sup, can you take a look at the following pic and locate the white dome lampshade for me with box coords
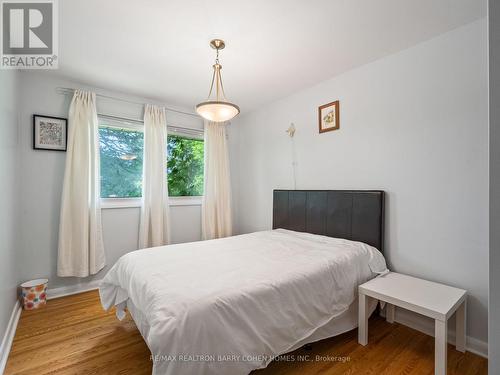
[195,39,240,122]
[195,101,240,122]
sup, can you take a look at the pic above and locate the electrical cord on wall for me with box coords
[286,123,297,190]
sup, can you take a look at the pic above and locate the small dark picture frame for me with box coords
[318,100,340,133]
[33,115,68,151]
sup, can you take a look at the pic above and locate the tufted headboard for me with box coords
[272,190,385,252]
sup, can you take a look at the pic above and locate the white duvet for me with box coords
[100,229,386,375]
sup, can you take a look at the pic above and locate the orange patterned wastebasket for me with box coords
[20,279,48,310]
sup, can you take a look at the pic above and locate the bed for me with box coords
[100,190,386,375]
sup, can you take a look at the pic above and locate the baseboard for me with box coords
[0,301,22,375]
[47,279,102,300]
[386,307,488,358]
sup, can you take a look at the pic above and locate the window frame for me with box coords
[98,116,204,209]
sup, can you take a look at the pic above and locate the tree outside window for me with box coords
[99,125,204,198]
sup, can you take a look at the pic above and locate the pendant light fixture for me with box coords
[196,39,240,122]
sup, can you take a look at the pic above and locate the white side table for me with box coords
[358,272,466,375]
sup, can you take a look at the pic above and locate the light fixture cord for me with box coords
[291,133,298,190]
[287,123,298,190]
[206,47,227,102]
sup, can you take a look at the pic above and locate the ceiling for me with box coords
[56,0,486,113]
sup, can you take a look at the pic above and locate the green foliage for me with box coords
[167,135,204,196]
[99,126,144,198]
[99,126,204,198]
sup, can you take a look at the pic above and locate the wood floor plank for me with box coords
[4,290,487,375]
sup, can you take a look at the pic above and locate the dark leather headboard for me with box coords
[273,190,385,252]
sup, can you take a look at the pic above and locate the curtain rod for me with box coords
[56,87,200,118]
[98,113,203,135]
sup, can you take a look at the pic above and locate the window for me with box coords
[99,125,144,198]
[167,135,204,196]
[99,117,204,200]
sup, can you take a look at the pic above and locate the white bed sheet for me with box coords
[100,229,386,375]
[126,295,378,356]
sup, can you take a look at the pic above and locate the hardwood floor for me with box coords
[5,290,487,375]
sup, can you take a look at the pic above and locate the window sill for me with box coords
[101,198,141,209]
[101,196,203,209]
[169,196,203,206]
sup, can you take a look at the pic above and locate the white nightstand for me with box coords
[358,272,466,375]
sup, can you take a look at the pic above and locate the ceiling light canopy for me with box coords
[196,39,240,122]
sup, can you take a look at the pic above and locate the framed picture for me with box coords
[318,100,340,133]
[33,115,68,151]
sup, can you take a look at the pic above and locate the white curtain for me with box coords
[57,90,105,277]
[202,121,233,240]
[139,104,170,248]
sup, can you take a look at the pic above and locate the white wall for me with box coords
[0,70,20,344]
[16,71,203,289]
[489,0,500,371]
[230,19,489,346]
